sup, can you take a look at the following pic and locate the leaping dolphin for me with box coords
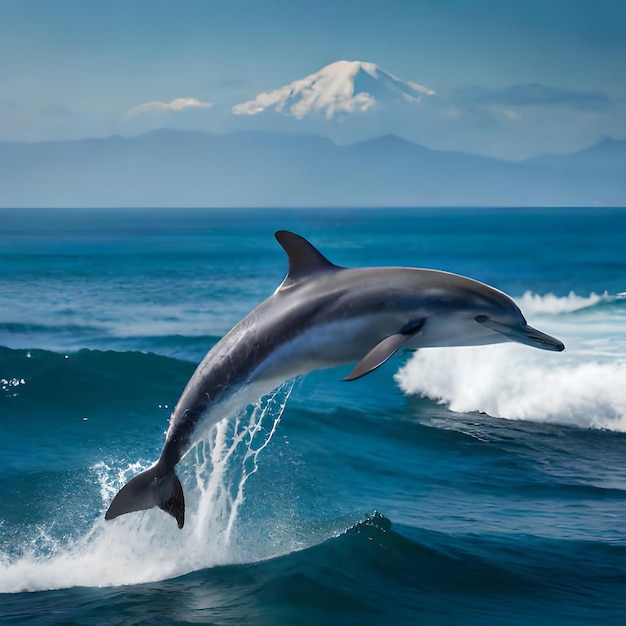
[105,231,564,528]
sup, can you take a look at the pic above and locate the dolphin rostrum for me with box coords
[105,231,564,528]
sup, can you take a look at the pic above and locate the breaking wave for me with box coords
[515,291,620,315]
[0,381,301,593]
[396,291,626,431]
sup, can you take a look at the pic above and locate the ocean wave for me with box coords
[515,291,622,315]
[0,382,312,593]
[0,322,219,362]
[4,506,625,624]
[396,290,626,431]
[395,344,626,431]
[0,345,192,400]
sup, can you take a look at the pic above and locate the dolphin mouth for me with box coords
[475,315,565,352]
[519,324,565,351]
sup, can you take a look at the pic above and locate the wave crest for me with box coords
[395,345,626,431]
[0,382,297,593]
[516,291,614,315]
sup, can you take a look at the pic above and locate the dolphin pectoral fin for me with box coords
[344,319,425,381]
[475,315,565,352]
[343,334,412,381]
[105,464,185,529]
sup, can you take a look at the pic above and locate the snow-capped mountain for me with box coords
[232,60,435,119]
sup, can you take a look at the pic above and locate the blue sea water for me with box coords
[1,207,625,625]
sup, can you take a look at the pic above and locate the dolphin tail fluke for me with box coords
[104,464,185,529]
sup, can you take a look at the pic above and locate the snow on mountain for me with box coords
[232,60,435,119]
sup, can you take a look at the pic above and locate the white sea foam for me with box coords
[0,382,296,593]
[516,291,612,315]
[396,292,626,431]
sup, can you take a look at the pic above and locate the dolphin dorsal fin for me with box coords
[275,231,340,289]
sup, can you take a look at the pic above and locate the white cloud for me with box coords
[407,81,436,97]
[125,98,213,118]
[454,84,611,110]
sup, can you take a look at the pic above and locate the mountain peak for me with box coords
[232,60,434,120]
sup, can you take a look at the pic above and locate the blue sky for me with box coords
[1,0,624,158]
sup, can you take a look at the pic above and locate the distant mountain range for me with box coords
[0,129,624,207]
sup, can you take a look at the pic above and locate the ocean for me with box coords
[1,207,625,625]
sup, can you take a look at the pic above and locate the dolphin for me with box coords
[105,231,564,528]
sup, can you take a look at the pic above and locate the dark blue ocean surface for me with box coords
[1,208,625,624]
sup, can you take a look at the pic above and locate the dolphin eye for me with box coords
[475,315,489,323]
